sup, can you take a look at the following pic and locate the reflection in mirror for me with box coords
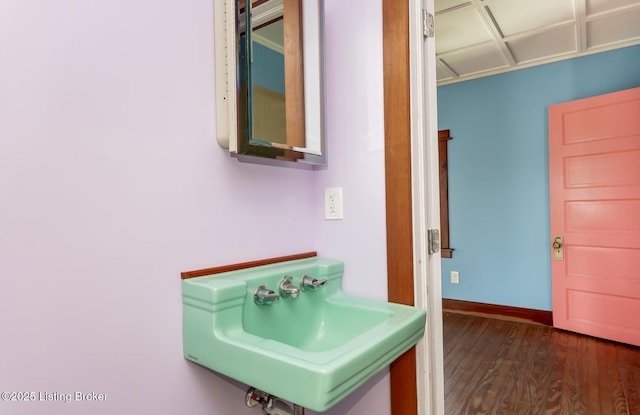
[251,19,287,145]
[233,0,325,165]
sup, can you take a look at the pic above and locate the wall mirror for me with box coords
[214,0,326,166]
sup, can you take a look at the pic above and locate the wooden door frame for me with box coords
[383,0,416,412]
[384,0,444,414]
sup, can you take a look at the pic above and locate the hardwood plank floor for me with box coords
[443,312,640,415]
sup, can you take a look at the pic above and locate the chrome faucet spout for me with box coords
[254,286,279,306]
[278,276,300,299]
[300,275,328,292]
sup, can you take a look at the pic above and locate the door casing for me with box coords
[384,0,444,414]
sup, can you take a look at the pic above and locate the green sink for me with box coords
[182,257,426,412]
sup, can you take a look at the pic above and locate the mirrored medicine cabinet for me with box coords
[214,0,326,166]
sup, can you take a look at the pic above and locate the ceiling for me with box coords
[435,0,640,85]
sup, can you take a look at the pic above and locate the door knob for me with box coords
[553,236,564,260]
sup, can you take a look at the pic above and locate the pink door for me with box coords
[549,87,640,347]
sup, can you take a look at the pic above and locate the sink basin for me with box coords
[182,257,426,412]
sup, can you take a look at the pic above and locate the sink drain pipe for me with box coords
[245,387,305,415]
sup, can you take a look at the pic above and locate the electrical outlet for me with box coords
[324,187,343,220]
[450,271,460,284]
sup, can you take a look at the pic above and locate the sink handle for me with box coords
[254,285,279,306]
[300,275,328,292]
[278,276,300,299]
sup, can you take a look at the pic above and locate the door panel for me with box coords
[549,87,640,347]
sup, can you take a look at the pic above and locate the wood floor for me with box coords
[443,312,640,415]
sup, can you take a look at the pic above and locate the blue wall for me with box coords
[438,45,640,311]
[239,40,285,93]
[252,42,285,93]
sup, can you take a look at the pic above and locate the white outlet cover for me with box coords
[324,187,343,220]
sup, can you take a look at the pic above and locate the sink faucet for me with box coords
[254,286,279,306]
[300,275,328,292]
[278,276,300,299]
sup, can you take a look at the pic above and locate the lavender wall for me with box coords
[0,0,388,415]
[309,1,390,414]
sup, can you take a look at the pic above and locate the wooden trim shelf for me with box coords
[181,251,318,279]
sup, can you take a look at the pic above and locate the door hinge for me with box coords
[423,9,435,38]
[428,229,440,255]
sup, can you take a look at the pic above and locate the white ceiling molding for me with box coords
[435,0,640,85]
[254,20,285,54]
